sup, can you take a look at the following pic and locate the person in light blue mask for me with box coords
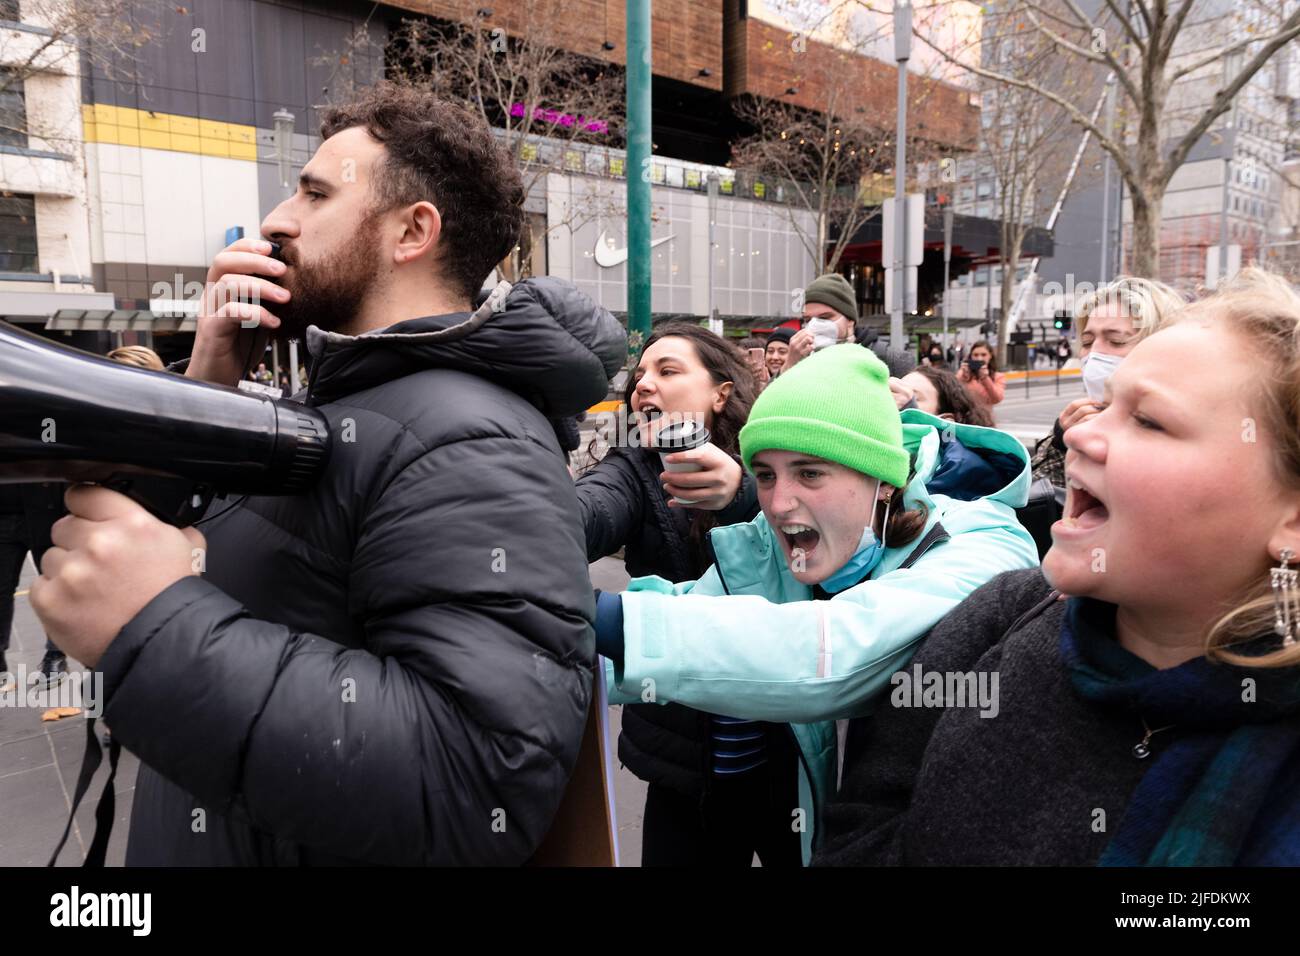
[1031,276,1185,488]
[593,343,1039,864]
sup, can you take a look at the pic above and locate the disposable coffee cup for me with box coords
[652,419,712,506]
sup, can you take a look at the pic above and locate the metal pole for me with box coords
[1218,106,1236,287]
[271,108,298,388]
[942,205,952,349]
[1099,75,1115,284]
[891,1,911,352]
[707,173,718,333]
[626,0,652,341]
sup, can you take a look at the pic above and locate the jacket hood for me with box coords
[899,408,1030,510]
[303,277,627,415]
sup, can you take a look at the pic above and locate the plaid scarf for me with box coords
[1061,597,1300,866]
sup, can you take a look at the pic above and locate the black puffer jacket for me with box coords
[576,445,760,796]
[577,445,757,581]
[98,278,626,866]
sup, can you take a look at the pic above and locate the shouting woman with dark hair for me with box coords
[576,322,769,865]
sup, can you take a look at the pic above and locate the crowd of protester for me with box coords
[578,266,1300,868]
[9,79,1300,870]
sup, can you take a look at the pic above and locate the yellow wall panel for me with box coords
[82,103,258,163]
[138,129,170,150]
[199,119,228,141]
[199,137,230,158]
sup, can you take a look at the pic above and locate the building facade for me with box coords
[1,0,987,358]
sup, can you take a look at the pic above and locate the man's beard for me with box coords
[271,214,382,342]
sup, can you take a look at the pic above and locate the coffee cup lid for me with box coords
[652,419,710,450]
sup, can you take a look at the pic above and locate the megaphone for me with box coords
[0,320,331,525]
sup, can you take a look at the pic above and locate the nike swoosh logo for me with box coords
[594,229,675,268]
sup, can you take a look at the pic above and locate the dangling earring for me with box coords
[1270,548,1298,647]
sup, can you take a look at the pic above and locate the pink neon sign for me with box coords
[509,101,609,135]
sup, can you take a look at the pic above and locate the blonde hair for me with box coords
[107,345,164,371]
[1075,276,1186,344]
[1186,268,1300,669]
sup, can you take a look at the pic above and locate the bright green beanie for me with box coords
[740,343,908,488]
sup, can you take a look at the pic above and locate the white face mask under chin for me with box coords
[1082,351,1124,402]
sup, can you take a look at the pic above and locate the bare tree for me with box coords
[730,22,947,276]
[317,1,626,279]
[0,0,159,161]
[976,10,1089,366]
[878,0,1300,279]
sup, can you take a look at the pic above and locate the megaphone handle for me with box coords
[102,474,217,527]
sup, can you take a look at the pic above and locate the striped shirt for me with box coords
[711,715,767,775]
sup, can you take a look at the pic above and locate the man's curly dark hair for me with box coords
[321,82,526,301]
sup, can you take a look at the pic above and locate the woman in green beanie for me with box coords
[593,343,1040,864]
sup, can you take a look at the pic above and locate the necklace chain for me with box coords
[1133,717,1175,760]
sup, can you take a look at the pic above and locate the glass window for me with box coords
[0,72,26,149]
[0,192,37,272]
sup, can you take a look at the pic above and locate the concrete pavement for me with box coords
[0,555,136,867]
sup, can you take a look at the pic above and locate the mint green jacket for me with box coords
[605,410,1040,862]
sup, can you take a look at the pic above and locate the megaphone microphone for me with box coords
[0,319,331,526]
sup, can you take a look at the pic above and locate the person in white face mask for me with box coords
[1030,276,1185,488]
[784,273,860,372]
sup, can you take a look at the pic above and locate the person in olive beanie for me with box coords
[804,273,859,326]
[785,273,916,378]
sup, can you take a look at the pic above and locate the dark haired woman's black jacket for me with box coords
[577,447,759,796]
[98,277,626,866]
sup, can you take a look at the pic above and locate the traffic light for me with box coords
[1053,310,1073,334]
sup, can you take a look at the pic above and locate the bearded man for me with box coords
[29,83,625,865]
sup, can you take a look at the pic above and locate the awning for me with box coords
[0,288,117,322]
[47,299,198,332]
[834,210,1055,262]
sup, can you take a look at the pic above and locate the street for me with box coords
[990,375,1086,446]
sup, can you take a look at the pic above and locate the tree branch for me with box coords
[1161,9,1300,188]
[1023,0,1143,106]
[910,21,1134,186]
